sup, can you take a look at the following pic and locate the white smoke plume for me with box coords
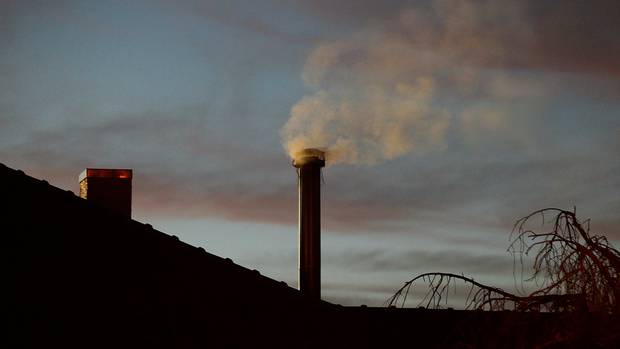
[281,34,451,165]
[281,0,534,165]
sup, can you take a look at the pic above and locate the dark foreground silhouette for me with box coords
[3,163,617,348]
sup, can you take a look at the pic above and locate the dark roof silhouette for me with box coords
[4,163,614,348]
[3,163,345,348]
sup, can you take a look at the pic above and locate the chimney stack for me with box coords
[79,168,133,218]
[293,149,325,299]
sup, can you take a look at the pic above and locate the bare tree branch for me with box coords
[387,208,619,314]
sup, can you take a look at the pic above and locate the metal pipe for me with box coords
[293,149,325,299]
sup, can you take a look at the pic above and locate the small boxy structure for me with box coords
[79,168,133,218]
[293,149,325,299]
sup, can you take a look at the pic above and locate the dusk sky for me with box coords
[2,0,619,306]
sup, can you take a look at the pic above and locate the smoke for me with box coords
[280,32,451,165]
[280,0,536,165]
[282,82,450,165]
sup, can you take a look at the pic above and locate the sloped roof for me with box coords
[2,163,343,348]
[5,163,612,348]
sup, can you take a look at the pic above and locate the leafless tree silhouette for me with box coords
[388,208,620,314]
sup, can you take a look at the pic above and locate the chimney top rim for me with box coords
[79,168,133,182]
[293,148,326,168]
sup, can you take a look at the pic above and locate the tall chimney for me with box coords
[79,168,133,218]
[293,149,325,299]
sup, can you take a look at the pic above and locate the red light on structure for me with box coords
[79,168,133,218]
[79,169,133,182]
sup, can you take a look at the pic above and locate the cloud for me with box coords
[319,247,527,306]
[3,104,618,238]
[281,0,620,166]
[294,0,411,25]
[461,104,508,135]
[0,103,304,227]
[156,0,321,45]
[327,248,515,276]
[1,0,617,239]
[296,0,620,80]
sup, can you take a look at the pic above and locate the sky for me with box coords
[1,0,619,306]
